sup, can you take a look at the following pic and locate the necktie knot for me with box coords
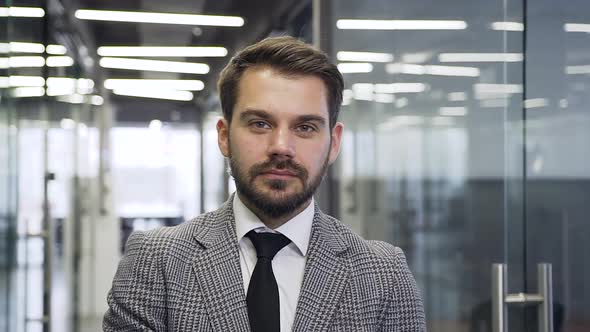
[246,230,291,260]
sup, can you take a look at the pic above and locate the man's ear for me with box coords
[328,122,344,165]
[217,118,230,157]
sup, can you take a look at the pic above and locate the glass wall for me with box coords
[524,1,590,330]
[323,0,590,331]
[1,1,19,330]
[1,0,108,331]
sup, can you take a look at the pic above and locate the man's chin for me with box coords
[247,191,311,218]
[256,187,301,201]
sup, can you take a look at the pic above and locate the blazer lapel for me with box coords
[292,208,350,331]
[191,199,250,332]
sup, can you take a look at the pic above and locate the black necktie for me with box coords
[246,230,291,332]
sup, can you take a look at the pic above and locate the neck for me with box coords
[236,192,312,229]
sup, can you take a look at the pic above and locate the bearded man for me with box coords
[103,36,425,332]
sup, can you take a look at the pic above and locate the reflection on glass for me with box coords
[328,0,590,330]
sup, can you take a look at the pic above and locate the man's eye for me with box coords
[251,121,270,129]
[297,124,316,133]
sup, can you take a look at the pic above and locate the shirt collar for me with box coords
[233,193,314,256]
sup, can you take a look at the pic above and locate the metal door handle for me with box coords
[492,263,553,332]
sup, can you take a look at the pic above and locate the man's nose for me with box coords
[267,127,295,159]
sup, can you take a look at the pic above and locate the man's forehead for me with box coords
[235,67,330,122]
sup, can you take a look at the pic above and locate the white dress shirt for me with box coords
[233,193,314,332]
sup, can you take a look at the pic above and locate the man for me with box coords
[104,36,425,331]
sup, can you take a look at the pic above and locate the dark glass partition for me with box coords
[320,0,590,330]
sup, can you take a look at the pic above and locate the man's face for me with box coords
[217,66,343,218]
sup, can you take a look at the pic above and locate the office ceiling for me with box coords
[67,0,312,123]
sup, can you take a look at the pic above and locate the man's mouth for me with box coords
[260,169,299,180]
[266,169,297,176]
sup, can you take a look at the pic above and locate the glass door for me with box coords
[320,0,589,331]
[516,1,590,331]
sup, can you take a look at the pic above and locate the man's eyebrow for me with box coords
[297,115,326,127]
[239,109,272,121]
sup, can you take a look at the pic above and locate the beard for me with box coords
[228,146,329,219]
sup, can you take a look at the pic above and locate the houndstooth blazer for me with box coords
[103,197,426,331]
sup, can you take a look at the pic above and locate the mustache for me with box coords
[249,158,308,180]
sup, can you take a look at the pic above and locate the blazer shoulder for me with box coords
[321,215,426,329]
[321,214,408,269]
[123,209,220,260]
[138,209,218,241]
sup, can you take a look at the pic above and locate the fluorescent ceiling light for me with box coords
[75,9,244,27]
[97,46,227,57]
[448,92,467,101]
[46,78,94,96]
[337,19,467,30]
[337,51,393,62]
[47,86,75,96]
[401,52,432,63]
[60,118,76,129]
[566,65,590,74]
[351,82,426,98]
[47,56,74,67]
[4,76,45,87]
[564,23,590,33]
[0,6,45,17]
[524,98,547,109]
[0,42,45,54]
[0,56,74,68]
[99,57,209,74]
[474,83,522,94]
[374,93,395,103]
[11,87,45,98]
[0,43,66,54]
[386,63,480,77]
[351,83,374,101]
[337,62,373,73]
[113,88,194,101]
[91,95,104,106]
[46,45,67,55]
[491,22,524,31]
[0,56,44,68]
[480,99,509,108]
[104,79,204,91]
[474,83,522,99]
[439,106,467,116]
[3,76,94,91]
[8,42,44,53]
[374,83,427,93]
[57,95,86,104]
[76,79,95,92]
[149,120,163,131]
[439,53,523,62]
[427,65,480,76]
[386,63,425,75]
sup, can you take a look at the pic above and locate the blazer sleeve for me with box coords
[380,245,427,331]
[103,231,167,331]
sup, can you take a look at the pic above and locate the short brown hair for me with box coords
[217,36,343,128]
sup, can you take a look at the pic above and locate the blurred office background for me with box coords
[1,0,589,331]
